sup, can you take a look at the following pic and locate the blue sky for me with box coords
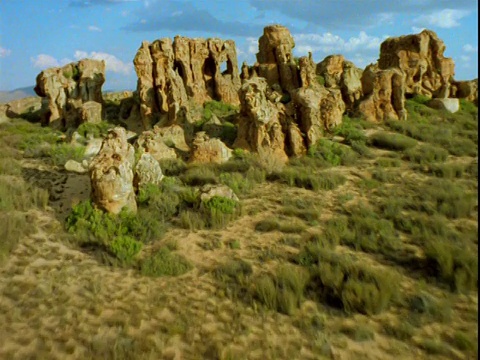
[0,0,478,91]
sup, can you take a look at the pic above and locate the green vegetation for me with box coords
[139,247,192,277]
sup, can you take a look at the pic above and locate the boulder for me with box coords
[89,127,137,214]
[357,64,406,122]
[199,184,239,203]
[34,59,105,129]
[4,96,42,120]
[134,152,164,189]
[426,98,460,113]
[190,132,232,164]
[378,29,455,98]
[64,159,88,174]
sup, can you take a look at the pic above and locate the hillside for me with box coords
[0,96,477,359]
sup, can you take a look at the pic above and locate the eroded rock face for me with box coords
[452,79,478,104]
[90,127,137,214]
[255,25,300,92]
[357,64,406,122]
[234,77,289,162]
[378,29,455,98]
[133,36,241,129]
[34,59,105,129]
[190,132,232,164]
[316,55,363,111]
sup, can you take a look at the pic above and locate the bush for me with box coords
[180,166,218,186]
[108,236,143,265]
[268,168,346,191]
[201,195,241,229]
[334,117,367,145]
[252,264,309,315]
[369,132,417,151]
[140,248,192,277]
[297,249,400,314]
[77,122,113,139]
[158,158,187,176]
[403,144,449,164]
[308,139,358,166]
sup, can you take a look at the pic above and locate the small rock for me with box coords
[64,159,87,174]
[427,98,460,113]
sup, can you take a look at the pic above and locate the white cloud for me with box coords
[294,31,386,55]
[413,9,470,29]
[461,55,471,62]
[0,46,11,58]
[411,26,426,33]
[88,25,102,32]
[463,44,478,53]
[74,50,133,74]
[31,54,72,68]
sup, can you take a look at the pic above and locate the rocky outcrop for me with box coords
[316,55,363,111]
[133,36,241,129]
[378,29,454,98]
[89,127,137,214]
[34,59,105,129]
[135,124,190,161]
[452,79,478,105]
[255,25,300,92]
[357,64,406,122]
[190,132,232,164]
[234,77,289,162]
[426,98,460,113]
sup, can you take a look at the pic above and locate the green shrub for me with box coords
[268,168,346,191]
[180,166,218,186]
[158,158,187,176]
[177,210,206,231]
[48,143,85,166]
[383,321,415,340]
[334,117,367,145]
[369,132,417,151]
[375,157,402,167]
[410,94,431,105]
[253,264,309,315]
[424,239,478,292]
[308,139,358,166]
[203,100,239,121]
[404,144,449,164]
[108,236,143,265]
[255,219,280,232]
[299,249,400,314]
[77,122,113,139]
[140,248,192,277]
[201,195,241,229]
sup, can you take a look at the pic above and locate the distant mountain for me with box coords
[0,86,37,104]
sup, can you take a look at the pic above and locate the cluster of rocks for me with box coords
[3,25,478,214]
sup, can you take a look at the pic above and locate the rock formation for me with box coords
[34,59,105,129]
[255,25,300,92]
[357,64,406,122]
[134,152,164,189]
[90,127,137,214]
[233,77,289,162]
[190,132,232,164]
[378,29,455,98]
[316,55,363,111]
[452,79,478,105]
[135,125,190,161]
[133,36,241,129]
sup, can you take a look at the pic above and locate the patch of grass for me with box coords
[308,138,358,166]
[296,248,400,314]
[450,330,477,352]
[403,144,449,164]
[339,323,375,342]
[180,166,218,186]
[158,158,187,176]
[77,121,113,139]
[139,247,192,277]
[0,177,49,212]
[201,195,241,229]
[0,212,35,265]
[383,321,415,341]
[255,218,306,234]
[419,338,452,356]
[47,143,86,166]
[252,264,309,315]
[408,292,453,322]
[269,168,346,191]
[108,235,143,265]
[334,117,367,145]
[214,259,253,300]
[369,131,417,151]
[375,157,402,167]
[177,210,206,231]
